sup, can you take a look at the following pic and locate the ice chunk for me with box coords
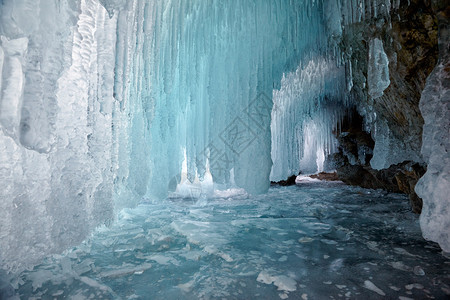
[99,263,152,278]
[415,55,450,251]
[368,38,390,99]
[178,279,195,293]
[413,266,425,276]
[0,36,28,139]
[0,0,119,273]
[370,119,423,170]
[389,261,412,272]
[363,280,386,296]
[257,271,297,292]
[79,276,116,294]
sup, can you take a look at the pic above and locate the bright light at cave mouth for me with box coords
[0,0,449,299]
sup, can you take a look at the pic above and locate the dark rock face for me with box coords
[309,172,340,181]
[334,155,426,213]
[337,131,374,167]
[331,109,426,213]
[340,0,439,167]
[271,175,297,186]
[332,108,374,168]
[394,163,427,214]
[329,0,441,211]
[382,0,438,140]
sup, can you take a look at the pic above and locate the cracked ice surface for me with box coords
[10,183,450,299]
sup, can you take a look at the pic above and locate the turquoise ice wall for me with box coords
[116,0,343,200]
[0,0,350,271]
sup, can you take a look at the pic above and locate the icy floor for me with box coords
[10,182,450,299]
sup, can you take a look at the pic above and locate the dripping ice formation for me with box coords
[0,0,449,272]
[270,58,347,180]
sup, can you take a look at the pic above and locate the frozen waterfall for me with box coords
[0,0,449,274]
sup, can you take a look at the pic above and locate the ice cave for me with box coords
[0,0,449,299]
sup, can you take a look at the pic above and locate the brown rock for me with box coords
[310,172,340,181]
[334,157,426,213]
[394,163,426,214]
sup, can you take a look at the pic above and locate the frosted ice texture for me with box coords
[365,37,417,170]
[0,0,120,272]
[368,38,390,99]
[369,118,423,170]
[415,59,450,252]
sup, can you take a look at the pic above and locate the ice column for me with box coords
[0,0,122,272]
[416,60,450,252]
[368,38,390,99]
[415,6,450,251]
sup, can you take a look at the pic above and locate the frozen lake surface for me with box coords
[11,182,450,299]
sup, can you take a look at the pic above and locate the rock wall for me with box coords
[335,0,449,251]
[330,109,426,214]
[338,0,438,169]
